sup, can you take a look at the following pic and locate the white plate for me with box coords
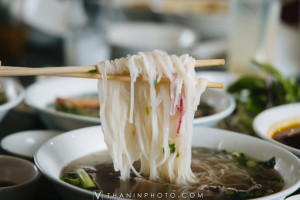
[253,103,300,156]
[1,130,62,158]
[35,126,300,200]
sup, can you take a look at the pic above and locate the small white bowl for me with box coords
[1,130,62,158]
[25,77,99,130]
[253,103,300,156]
[35,126,300,200]
[0,78,25,123]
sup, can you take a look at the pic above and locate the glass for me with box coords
[227,0,281,74]
[64,0,110,66]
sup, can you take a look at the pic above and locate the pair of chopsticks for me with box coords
[0,59,225,89]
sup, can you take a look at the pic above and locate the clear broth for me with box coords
[61,148,284,200]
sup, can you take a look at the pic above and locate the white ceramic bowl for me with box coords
[0,78,25,123]
[35,126,300,200]
[1,130,62,158]
[25,77,99,130]
[253,103,300,156]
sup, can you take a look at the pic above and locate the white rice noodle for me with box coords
[97,50,208,185]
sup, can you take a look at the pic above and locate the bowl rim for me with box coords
[253,103,300,155]
[0,78,25,112]
[35,126,300,200]
[0,155,40,191]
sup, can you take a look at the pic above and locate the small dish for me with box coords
[193,89,235,127]
[253,103,300,156]
[0,155,40,200]
[0,78,25,124]
[1,130,62,158]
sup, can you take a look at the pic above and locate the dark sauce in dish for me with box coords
[272,123,300,149]
[0,180,17,188]
[194,103,216,118]
[61,148,284,200]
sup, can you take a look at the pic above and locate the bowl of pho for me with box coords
[35,126,300,200]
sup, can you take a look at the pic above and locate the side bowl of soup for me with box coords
[35,126,300,200]
[253,103,300,156]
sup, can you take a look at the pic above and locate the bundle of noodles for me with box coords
[97,50,208,185]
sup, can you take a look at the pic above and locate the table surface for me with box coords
[1,108,300,200]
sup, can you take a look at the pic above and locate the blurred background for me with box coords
[0,0,299,86]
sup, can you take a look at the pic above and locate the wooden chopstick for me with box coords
[56,73,224,89]
[0,59,225,76]
[0,59,225,89]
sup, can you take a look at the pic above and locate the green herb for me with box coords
[169,143,176,154]
[262,157,276,169]
[162,143,177,155]
[146,107,150,115]
[153,79,157,88]
[76,169,97,189]
[219,61,300,136]
[232,151,257,167]
[60,176,81,186]
[88,69,98,73]
[176,152,180,158]
[232,151,247,167]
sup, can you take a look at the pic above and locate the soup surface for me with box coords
[0,180,17,188]
[272,123,300,149]
[61,148,284,200]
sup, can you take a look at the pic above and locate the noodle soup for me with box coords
[61,148,284,200]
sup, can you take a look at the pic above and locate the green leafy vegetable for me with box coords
[162,143,179,157]
[169,143,176,153]
[262,157,276,169]
[76,169,97,189]
[219,61,300,136]
[60,169,97,190]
